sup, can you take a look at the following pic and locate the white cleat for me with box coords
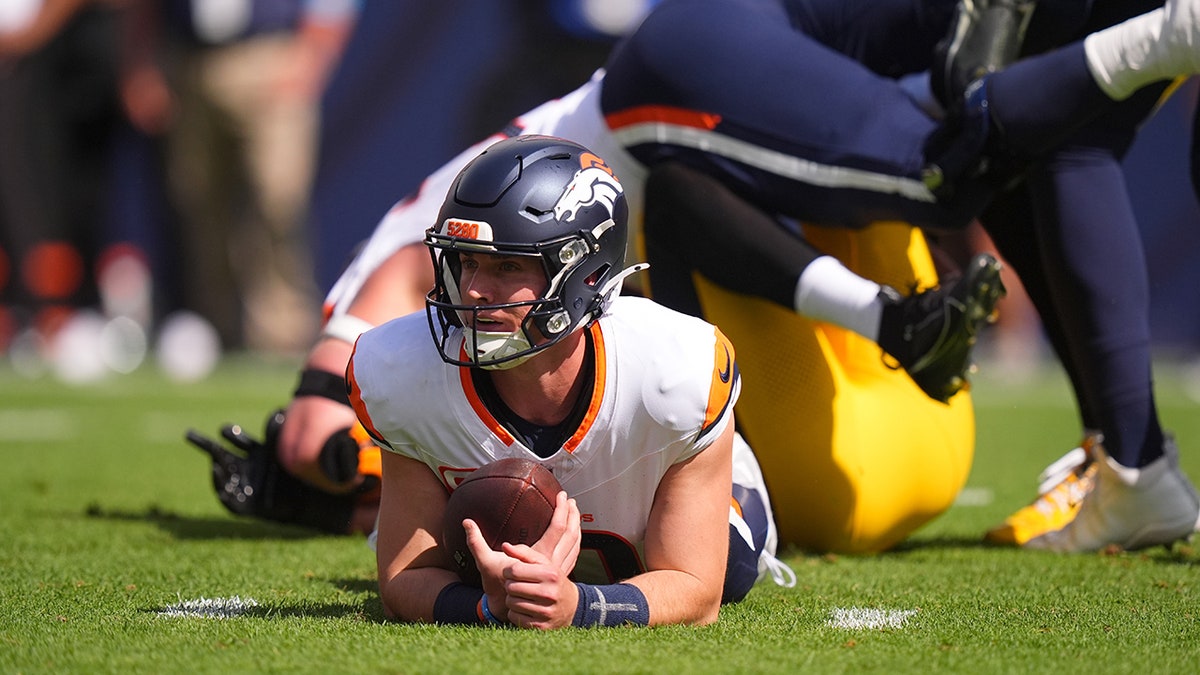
[984,434,1100,547]
[1026,435,1200,552]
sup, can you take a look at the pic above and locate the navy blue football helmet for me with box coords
[425,135,641,369]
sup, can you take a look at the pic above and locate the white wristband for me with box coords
[321,314,375,345]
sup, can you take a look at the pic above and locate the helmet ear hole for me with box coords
[585,264,611,288]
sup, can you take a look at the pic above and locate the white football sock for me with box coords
[1085,9,1165,100]
[793,256,883,340]
[1084,1,1200,101]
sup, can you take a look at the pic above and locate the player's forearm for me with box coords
[626,570,722,626]
[277,339,359,492]
[630,429,732,626]
[380,566,461,623]
[277,396,359,492]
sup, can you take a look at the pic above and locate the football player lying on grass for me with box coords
[350,136,793,626]
[188,0,1200,554]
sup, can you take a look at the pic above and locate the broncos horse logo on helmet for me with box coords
[553,152,623,224]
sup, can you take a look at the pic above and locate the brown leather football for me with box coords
[441,457,562,586]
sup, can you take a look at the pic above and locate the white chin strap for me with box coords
[461,328,536,370]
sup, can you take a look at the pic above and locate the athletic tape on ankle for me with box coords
[572,583,650,627]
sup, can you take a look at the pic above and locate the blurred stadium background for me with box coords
[1,0,1198,388]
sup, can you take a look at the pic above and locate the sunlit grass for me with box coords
[1,355,1198,673]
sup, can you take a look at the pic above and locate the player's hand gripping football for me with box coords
[464,491,582,629]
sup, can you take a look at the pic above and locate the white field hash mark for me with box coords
[157,596,259,619]
[826,607,918,630]
[953,486,994,507]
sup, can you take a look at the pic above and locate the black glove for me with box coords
[185,409,359,534]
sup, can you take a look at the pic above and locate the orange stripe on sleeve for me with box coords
[346,352,386,446]
[702,327,737,436]
[604,105,722,133]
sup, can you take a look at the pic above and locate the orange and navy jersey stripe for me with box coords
[605,105,722,138]
[598,0,948,229]
[457,362,517,448]
[563,322,609,453]
[701,327,737,440]
[454,321,609,453]
[346,348,388,449]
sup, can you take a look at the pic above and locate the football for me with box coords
[441,457,563,586]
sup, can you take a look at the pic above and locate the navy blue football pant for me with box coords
[612,0,1169,465]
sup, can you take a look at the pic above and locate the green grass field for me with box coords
[2,355,1199,674]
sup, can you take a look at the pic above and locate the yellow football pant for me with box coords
[693,222,974,553]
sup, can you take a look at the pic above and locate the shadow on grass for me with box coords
[847,535,1200,566]
[889,535,995,552]
[779,535,996,560]
[249,574,388,622]
[84,503,325,540]
[245,597,388,623]
[148,575,387,622]
[329,577,378,594]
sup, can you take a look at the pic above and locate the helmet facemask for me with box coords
[425,220,617,370]
[422,135,642,370]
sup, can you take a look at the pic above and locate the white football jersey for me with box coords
[324,70,645,319]
[348,296,738,584]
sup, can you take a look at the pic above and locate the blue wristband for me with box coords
[479,594,503,625]
[571,583,650,627]
[432,582,484,625]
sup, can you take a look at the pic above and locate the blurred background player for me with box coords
[120,0,360,353]
[0,0,144,380]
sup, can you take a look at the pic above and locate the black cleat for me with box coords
[878,253,1006,403]
[933,0,1038,109]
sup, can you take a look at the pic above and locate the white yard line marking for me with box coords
[954,486,994,507]
[157,596,259,619]
[826,607,918,630]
